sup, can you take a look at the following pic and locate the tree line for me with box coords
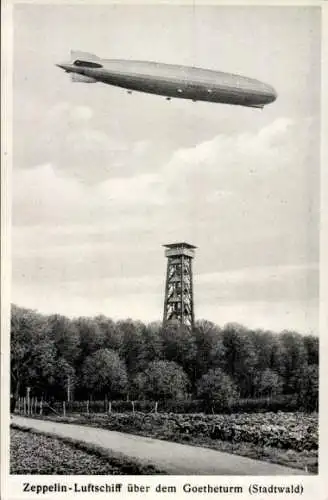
[11,304,319,411]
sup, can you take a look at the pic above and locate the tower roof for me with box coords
[163,242,197,249]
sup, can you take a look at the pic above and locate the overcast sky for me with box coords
[12,4,321,333]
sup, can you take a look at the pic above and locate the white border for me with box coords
[1,1,327,499]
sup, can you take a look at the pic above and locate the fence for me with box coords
[15,398,160,416]
[14,395,301,417]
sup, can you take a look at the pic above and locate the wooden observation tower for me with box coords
[163,242,196,329]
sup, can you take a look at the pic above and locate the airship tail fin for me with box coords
[70,73,97,83]
[70,50,100,62]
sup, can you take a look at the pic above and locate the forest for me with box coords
[10,304,319,412]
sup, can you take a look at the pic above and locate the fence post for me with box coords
[27,387,31,416]
[108,401,112,414]
[63,401,66,417]
[67,376,71,403]
[40,399,43,416]
[155,401,158,414]
[132,401,135,414]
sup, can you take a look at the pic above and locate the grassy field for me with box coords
[10,427,164,475]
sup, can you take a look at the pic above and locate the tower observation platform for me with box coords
[163,242,196,329]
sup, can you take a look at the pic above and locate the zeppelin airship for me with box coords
[56,51,277,108]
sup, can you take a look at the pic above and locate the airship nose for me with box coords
[56,62,73,72]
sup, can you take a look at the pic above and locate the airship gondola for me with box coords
[56,51,277,109]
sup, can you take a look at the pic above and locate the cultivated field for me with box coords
[10,427,163,475]
[13,411,318,473]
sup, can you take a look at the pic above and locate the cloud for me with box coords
[97,173,165,206]
[196,263,318,302]
[70,105,93,121]
[13,116,319,251]
[197,299,318,335]
[164,117,294,175]
[12,163,165,228]
[154,116,314,223]
[12,116,319,332]
[13,163,89,226]
[257,117,293,142]
[14,98,156,182]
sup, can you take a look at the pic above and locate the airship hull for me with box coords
[96,69,268,107]
[57,56,277,108]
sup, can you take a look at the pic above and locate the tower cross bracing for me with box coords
[163,242,196,329]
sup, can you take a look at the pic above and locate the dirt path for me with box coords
[12,416,305,475]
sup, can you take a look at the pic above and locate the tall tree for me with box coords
[279,331,308,394]
[161,323,197,379]
[250,330,275,370]
[135,360,190,400]
[193,320,225,384]
[221,323,257,397]
[94,315,122,351]
[294,364,319,412]
[196,368,238,408]
[81,348,128,399]
[118,319,146,376]
[254,368,283,398]
[11,305,57,403]
[50,357,76,401]
[141,322,163,365]
[47,314,80,365]
[303,335,319,366]
[74,316,105,359]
